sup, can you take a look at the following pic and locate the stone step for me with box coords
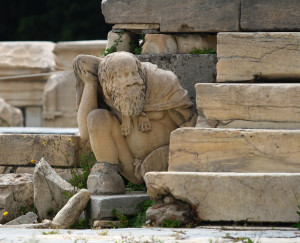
[87,192,149,221]
[0,130,90,167]
[169,128,300,173]
[217,32,300,82]
[196,83,300,129]
[145,172,300,222]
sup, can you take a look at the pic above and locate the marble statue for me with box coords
[73,52,195,194]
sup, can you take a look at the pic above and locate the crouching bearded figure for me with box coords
[73,52,195,194]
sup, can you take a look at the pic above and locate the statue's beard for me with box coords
[112,84,146,117]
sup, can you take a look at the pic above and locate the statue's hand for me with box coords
[138,112,152,132]
[73,55,99,85]
[121,115,131,136]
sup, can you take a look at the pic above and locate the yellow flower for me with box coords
[68,138,71,141]
[43,141,46,145]
[3,211,8,216]
[31,160,35,164]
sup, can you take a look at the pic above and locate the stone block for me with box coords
[196,83,300,129]
[217,32,300,82]
[52,189,90,229]
[0,134,81,166]
[142,34,178,54]
[137,54,217,107]
[106,31,138,53]
[0,42,57,77]
[0,97,23,127]
[241,0,300,31]
[43,71,77,127]
[5,212,38,225]
[54,40,107,70]
[145,172,300,222]
[0,173,34,224]
[0,73,49,107]
[102,0,240,32]
[25,107,42,127]
[175,34,217,54]
[33,158,78,219]
[88,192,149,220]
[169,128,300,173]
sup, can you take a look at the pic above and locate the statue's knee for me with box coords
[87,109,113,133]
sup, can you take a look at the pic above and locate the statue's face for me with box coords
[111,58,144,93]
[104,55,146,117]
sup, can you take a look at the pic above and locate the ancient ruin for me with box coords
[73,51,195,194]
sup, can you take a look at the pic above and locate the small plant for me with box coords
[132,33,145,55]
[293,204,300,230]
[103,30,125,56]
[70,219,90,229]
[19,204,37,215]
[160,219,181,228]
[125,181,146,192]
[189,47,216,54]
[42,230,59,235]
[97,230,109,236]
[112,199,154,228]
[68,152,96,189]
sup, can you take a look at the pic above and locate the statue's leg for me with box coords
[86,109,142,194]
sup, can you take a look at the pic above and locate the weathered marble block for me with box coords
[137,54,217,107]
[196,83,300,129]
[0,42,57,77]
[145,172,300,222]
[217,32,300,82]
[0,134,83,167]
[102,0,240,32]
[241,0,300,31]
[0,173,34,224]
[169,128,300,173]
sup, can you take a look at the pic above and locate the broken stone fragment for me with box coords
[52,189,90,229]
[33,158,78,219]
[146,197,191,226]
[4,212,38,225]
[0,97,23,127]
[0,173,34,224]
[142,34,178,54]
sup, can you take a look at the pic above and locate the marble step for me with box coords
[169,127,300,173]
[196,83,300,129]
[217,32,300,82]
[0,128,90,167]
[145,171,300,222]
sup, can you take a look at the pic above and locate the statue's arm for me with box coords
[73,55,102,139]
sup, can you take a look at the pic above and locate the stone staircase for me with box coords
[145,31,300,223]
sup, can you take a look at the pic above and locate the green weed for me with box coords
[189,47,216,54]
[160,219,181,228]
[103,30,125,56]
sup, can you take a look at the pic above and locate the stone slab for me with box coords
[0,134,82,166]
[113,24,160,30]
[145,172,300,222]
[0,127,78,134]
[196,83,300,129]
[169,128,300,173]
[0,227,298,242]
[137,54,217,108]
[241,0,300,31]
[0,73,50,107]
[102,0,240,32]
[88,192,149,220]
[0,42,57,77]
[217,32,300,82]
[0,173,34,224]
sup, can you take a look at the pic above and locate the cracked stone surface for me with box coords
[33,158,78,219]
[145,172,300,222]
[217,32,300,82]
[196,83,300,129]
[168,128,300,173]
[0,173,33,224]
